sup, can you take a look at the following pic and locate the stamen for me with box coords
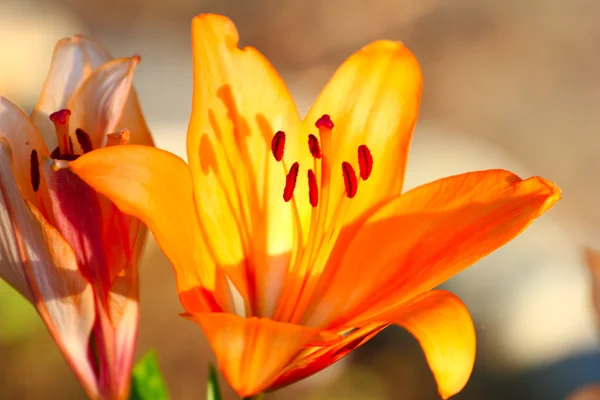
[315,114,334,130]
[307,169,318,207]
[342,162,358,198]
[106,129,131,146]
[271,130,286,162]
[50,147,60,159]
[49,109,71,156]
[30,150,40,192]
[357,145,373,180]
[307,134,322,159]
[283,162,299,202]
[75,128,93,153]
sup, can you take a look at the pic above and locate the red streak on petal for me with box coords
[308,169,318,207]
[308,134,322,159]
[283,162,300,202]
[271,130,286,162]
[75,128,93,153]
[342,162,358,199]
[30,150,40,192]
[315,114,334,130]
[357,145,373,180]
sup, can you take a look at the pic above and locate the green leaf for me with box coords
[129,350,169,400]
[206,363,222,400]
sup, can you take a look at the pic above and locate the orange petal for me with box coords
[0,96,49,209]
[68,55,151,150]
[304,40,422,224]
[31,35,112,148]
[0,138,98,397]
[187,14,309,316]
[189,312,323,396]
[272,322,387,390]
[69,145,226,312]
[307,170,561,328]
[383,290,475,399]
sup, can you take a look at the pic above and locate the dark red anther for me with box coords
[307,169,318,207]
[308,134,322,159]
[75,128,93,153]
[49,109,71,125]
[50,147,60,159]
[283,162,299,202]
[315,114,334,130]
[357,145,373,180]
[30,150,40,192]
[342,161,358,199]
[271,130,286,162]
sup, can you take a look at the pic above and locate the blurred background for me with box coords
[1,0,600,398]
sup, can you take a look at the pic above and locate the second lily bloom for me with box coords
[0,36,152,399]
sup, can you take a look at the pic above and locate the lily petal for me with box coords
[272,322,387,391]
[275,292,474,399]
[0,96,49,209]
[189,312,324,397]
[382,290,475,400]
[307,169,561,328]
[304,40,422,224]
[69,145,227,312]
[31,35,112,148]
[187,14,309,315]
[0,138,97,396]
[108,261,139,396]
[68,56,148,150]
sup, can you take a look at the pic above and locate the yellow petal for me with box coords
[69,145,226,312]
[0,96,49,208]
[383,290,475,399]
[189,312,323,397]
[0,138,98,397]
[304,40,422,224]
[306,170,560,328]
[31,35,112,148]
[187,14,309,315]
[68,56,151,150]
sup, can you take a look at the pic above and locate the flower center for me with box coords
[270,114,374,322]
[29,109,132,193]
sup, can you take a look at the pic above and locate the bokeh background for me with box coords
[1,0,600,398]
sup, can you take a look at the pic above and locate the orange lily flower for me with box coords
[0,35,152,399]
[70,14,561,399]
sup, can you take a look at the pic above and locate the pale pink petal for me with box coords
[0,138,98,397]
[31,35,112,148]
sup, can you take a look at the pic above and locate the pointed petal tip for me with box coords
[522,175,561,214]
